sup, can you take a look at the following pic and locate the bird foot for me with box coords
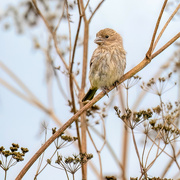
[102,87,109,97]
[113,80,119,90]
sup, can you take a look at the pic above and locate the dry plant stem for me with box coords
[0,77,63,126]
[80,21,89,180]
[79,0,86,20]
[0,78,36,106]
[162,150,180,178]
[0,62,37,100]
[146,145,166,172]
[170,142,180,170]
[132,57,172,111]
[139,145,167,179]
[131,129,144,175]
[79,0,89,178]
[84,0,90,10]
[35,148,58,178]
[54,2,65,33]
[89,125,124,173]
[118,87,127,180]
[146,0,168,57]
[65,0,72,65]
[46,39,54,110]
[87,128,103,180]
[66,0,82,152]
[121,88,129,179]
[147,135,173,159]
[32,0,80,91]
[144,136,159,169]
[141,133,148,167]
[152,3,180,52]
[69,0,83,152]
[15,32,180,180]
[151,32,180,59]
[88,0,105,23]
[44,45,69,100]
[34,130,48,178]
[121,125,128,180]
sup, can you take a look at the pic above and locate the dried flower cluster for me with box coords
[149,102,180,144]
[141,72,176,96]
[114,106,153,129]
[122,75,142,89]
[47,153,93,176]
[0,143,28,179]
[51,128,78,149]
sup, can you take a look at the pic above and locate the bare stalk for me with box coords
[32,0,80,91]
[131,129,144,175]
[88,0,105,23]
[146,0,168,58]
[152,3,180,52]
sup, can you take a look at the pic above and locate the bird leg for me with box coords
[113,80,119,90]
[102,86,109,97]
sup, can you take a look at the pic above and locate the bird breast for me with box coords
[89,46,126,89]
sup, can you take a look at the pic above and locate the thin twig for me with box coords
[87,127,103,180]
[68,0,82,154]
[151,32,180,59]
[32,0,80,91]
[84,0,90,10]
[147,135,173,159]
[131,129,144,174]
[162,149,180,177]
[54,1,66,33]
[0,61,38,101]
[132,57,173,111]
[88,0,105,23]
[89,125,124,172]
[146,0,168,58]
[170,142,180,170]
[152,3,180,52]
[146,145,166,171]
[141,133,148,167]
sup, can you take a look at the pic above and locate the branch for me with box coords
[32,0,80,91]
[151,32,180,59]
[88,0,105,23]
[146,0,168,58]
[69,0,83,153]
[152,3,180,52]
[0,77,63,126]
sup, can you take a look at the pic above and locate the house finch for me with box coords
[82,28,126,102]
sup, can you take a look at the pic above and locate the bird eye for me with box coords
[105,35,109,38]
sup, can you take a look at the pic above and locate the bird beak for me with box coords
[94,37,103,45]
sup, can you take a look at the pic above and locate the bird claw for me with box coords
[113,81,119,90]
[102,87,109,97]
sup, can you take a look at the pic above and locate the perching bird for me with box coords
[82,28,126,102]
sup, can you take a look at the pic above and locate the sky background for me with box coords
[0,0,180,179]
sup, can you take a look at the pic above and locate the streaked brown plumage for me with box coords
[82,28,126,102]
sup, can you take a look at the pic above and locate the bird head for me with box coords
[94,28,122,46]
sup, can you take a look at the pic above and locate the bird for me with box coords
[82,28,126,102]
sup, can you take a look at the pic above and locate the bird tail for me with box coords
[82,88,97,102]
